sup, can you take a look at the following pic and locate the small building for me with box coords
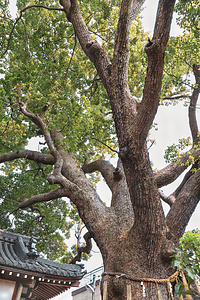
[72,279,101,300]
[72,266,103,300]
[0,230,85,300]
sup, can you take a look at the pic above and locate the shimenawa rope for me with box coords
[101,271,179,300]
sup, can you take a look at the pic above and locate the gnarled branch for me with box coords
[132,0,176,149]
[60,0,111,90]
[18,100,55,152]
[166,169,200,240]
[159,190,175,207]
[18,187,68,209]
[82,159,116,191]
[0,150,55,165]
[155,148,200,188]
[70,231,93,264]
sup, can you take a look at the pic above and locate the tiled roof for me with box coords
[0,230,86,299]
[0,230,84,278]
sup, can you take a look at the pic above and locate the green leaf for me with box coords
[175,282,184,296]
[182,290,196,296]
[185,267,196,281]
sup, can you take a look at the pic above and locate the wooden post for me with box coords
[195,277,200,293]
[103,281,107,300]
[180,269,192,300]
[127,284,132,300]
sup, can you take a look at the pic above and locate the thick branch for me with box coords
[153,0,176,43]
[131,0,176,148]
[40,100,53,119]
[18,100,55,152]
[159,189,175,207]
[18,187,68,208]
[82,159,115,191]
[60,0,111,90]
[173,165,198,200]
[155,148,200,188]
[166,169,200,240]
[49,150,64,180]
[83,158,134,229]
[113,0,145,86]
[114,0,145,54]
[0,150,55,165]
[108,1,144,149]
[189,64,200,145]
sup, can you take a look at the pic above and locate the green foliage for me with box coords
[164,137,191,163]
[160,0,200,105]
[174,230,200,276]
[0,159,83,260]
[129,14,148,99]
[175,0,200,37]
[162,33,200,105]
[0,0,133,260]
[60,244,91,264]
[173,230,200,297]
[0,0,122,164]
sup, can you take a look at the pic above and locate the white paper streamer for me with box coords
[141,281,146,297]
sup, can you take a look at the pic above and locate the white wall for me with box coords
[72,280,101,300]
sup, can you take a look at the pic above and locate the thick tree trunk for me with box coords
[99,231,176,300]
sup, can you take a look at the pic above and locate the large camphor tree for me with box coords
[0,0,199,298]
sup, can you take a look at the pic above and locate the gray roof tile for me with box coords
[0,230,85,278]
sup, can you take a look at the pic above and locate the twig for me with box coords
[63,34,77,81]
[20,17,29,55]
[3,197,20,204]
[0,142,14,151]
[89,73,99,101]
[22,205,45,234]
[163,94,190,100]
[60,107,81,132]
[0,15,13,22]
[147,140,155,150]
[0,121,9,136]
[1,208,19,228]
[164,70,193,88]
[88,29,113,45]
[26,215,42,234]
[19,4,64,12]
[91,137,118,153]
[39,218,54,247]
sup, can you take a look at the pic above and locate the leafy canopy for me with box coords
[0,0,147,260]
[0,0,199,260]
